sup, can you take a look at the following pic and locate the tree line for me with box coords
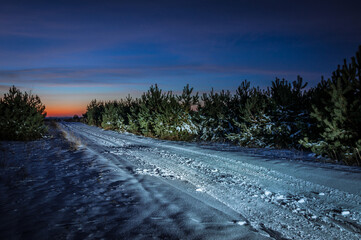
[84,46,361,166]
[1,46,359,166]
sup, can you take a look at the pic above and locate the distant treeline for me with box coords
[84,46,361,166]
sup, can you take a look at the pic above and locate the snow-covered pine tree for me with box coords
[152,91,176,138]
[198,89,232,141]
[119,84,198,140]
[149,85,198,141]
[101,101,121,130]
[101,97,134,132]
[130,84,162,137]
[226,82,273,147]
[301,46,361,165]
[0,86,47,140]
[127,98,142,134]
[174,84,199,140]
[269,76,310,148]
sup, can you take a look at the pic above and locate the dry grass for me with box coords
[58,124,83,151]
[62,131,82,151]
[48,120,59,129]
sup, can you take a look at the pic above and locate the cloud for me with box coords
[0,64,321,85]
[0,0,358,93]
[0,67,139,84]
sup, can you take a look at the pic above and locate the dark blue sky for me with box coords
[1,0,360,116]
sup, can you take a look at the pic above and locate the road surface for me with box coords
[59,122,361,239]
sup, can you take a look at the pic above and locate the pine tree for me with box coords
[198,89,232,141]
[127,98,142,134]
[270,76,310,148]
[101,101,122,130]
[174,84,199,140]
[178,84,199,112]
[0,86,47,140]
[227,82,273,147]
[85,99,104,127]
[301,46,361,165]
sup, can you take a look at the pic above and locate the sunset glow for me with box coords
[45,105,85,117]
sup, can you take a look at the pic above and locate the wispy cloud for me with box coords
[0,64,322,87]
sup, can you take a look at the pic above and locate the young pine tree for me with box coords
[269,76,311,148]
[0,86,47,140]
[227,83,273,147]
[198,89,232,141]
[301,46,361,165]
[85,100,104,127]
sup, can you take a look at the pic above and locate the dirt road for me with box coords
[1,122,360,239]
[60,122,361,239]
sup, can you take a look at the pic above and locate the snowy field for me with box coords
[1,122,361,239]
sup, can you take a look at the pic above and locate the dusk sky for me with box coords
[1,0,360,116]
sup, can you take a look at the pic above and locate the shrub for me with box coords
[0,86,47,140]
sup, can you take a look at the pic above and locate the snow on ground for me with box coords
[61,122,361,240]
[1,122,361,239]
[0,123,265,239]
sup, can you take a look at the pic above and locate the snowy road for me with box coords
[2,123,264,240]
[58,122,361,240]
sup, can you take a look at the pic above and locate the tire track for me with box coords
[61,122,361,240]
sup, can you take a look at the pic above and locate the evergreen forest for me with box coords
[84,46,361,166]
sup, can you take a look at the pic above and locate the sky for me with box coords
[1,0,360,117]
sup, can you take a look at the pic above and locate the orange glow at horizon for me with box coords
[45,105,86,117]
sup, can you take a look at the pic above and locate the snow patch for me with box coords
[341,210,350,216]
[298,198,306,204]
[236,221,247,226]
[264,190,272,197]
